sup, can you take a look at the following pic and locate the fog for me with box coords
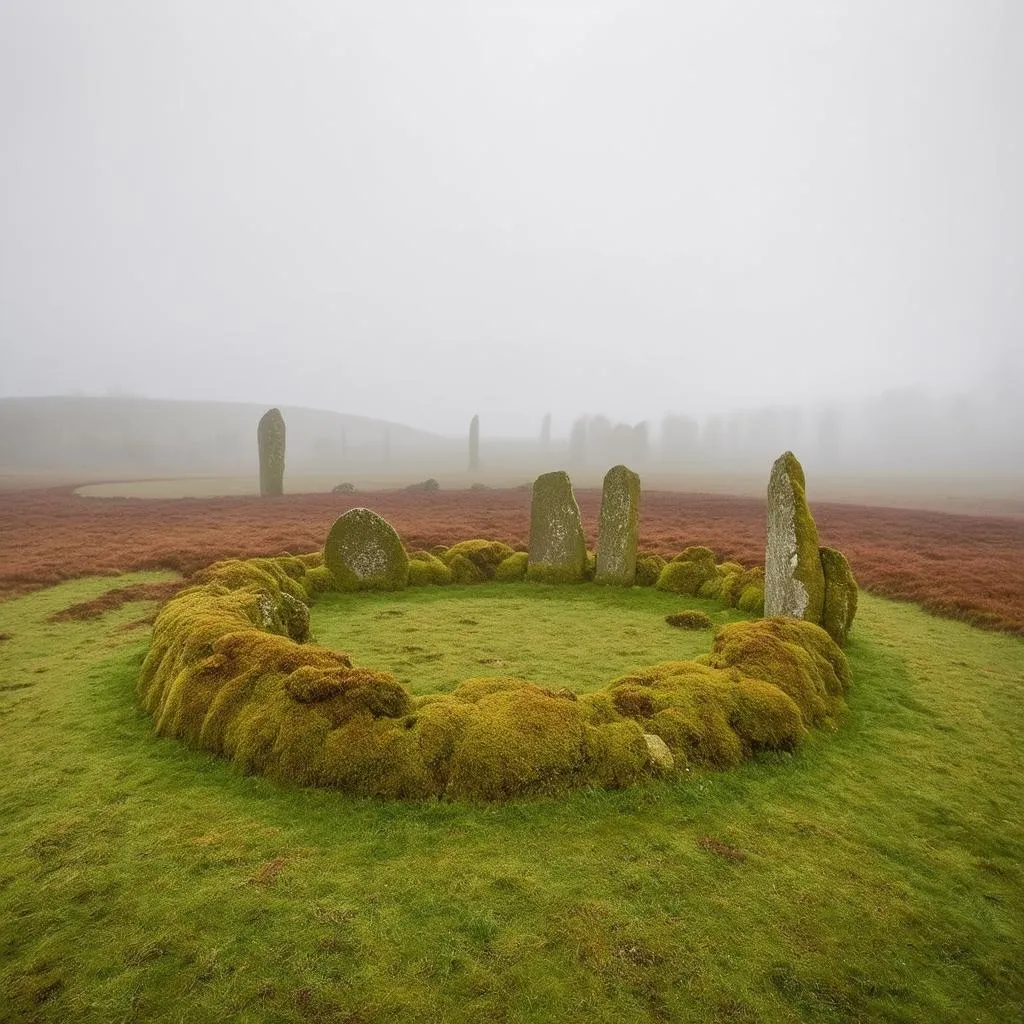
[1,2,1022,464]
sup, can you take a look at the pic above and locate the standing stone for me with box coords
[595,464,641,585]
[526,471,587,583]
[469,414,480,472]
[765,451,825,621]
[323,508,409,591]
[819,546,858,646]
[257,408,286,497]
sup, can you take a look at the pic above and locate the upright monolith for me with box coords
[819,546,858,646]
[323,508,409,591]
[595,464,641,585]
[526,471,587,583]
[765,451,825,621]
[469,414,480,472]
[257,408,286,497]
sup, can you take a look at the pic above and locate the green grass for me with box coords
[311,585,738,694]
[1,576,1022,1022]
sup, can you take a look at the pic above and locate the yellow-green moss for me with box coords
[408,552,454,587]
[634,554,666,587]
[441,540,515,578]
[665,610,714,630]
[494,551,529,582]
[737,583,765,616]
[655,560,715,596]
[448,553,486,584]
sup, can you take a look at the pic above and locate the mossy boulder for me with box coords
[441,540,515,579]
[819,546,858,646]
[595,464,641,586]
[494,551,529,582]
[407,551,453,587]
[323,508,409,591]
[257,408,286,497]
[448,553,487,584]
[526,471,587,583]
[634,553,666,587]
[765,451,825,622]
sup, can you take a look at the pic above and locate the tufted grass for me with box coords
[0,575,1022,1022]
[310,584,740,695]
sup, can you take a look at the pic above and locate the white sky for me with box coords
[1,1,1021,436]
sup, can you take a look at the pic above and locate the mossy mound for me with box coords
[407,551,453,587]
[441,540,515,580]
[140,552,853,802]
[635,554,666,587]
[494,551,529,582]
[665,611,714,630]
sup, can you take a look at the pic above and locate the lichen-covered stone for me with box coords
[257,408,286,497]
[643,732,674,769]
[765,452,825,622]
[819,546,858,646]
[595,464,641,586]
[323,508,409,591]
[526,471,587,583]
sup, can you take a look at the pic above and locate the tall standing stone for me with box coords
[765,451,825,621]
[595,464,641,585]
[469,414,480,472]
[526,471,587,583]
[257,408,286,497]
[323,508,409,591]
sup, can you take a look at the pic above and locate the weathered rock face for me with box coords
[257,408,286,497]
[765,451,825,621]
[323,508,409,591]
[819,546,858,646]
[595,464,641,586]
[526,471,587,583]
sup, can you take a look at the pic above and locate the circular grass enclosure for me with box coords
[138,551,852,802]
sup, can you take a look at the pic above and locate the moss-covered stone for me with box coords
[765,451,825,623]
[819,546,858,646]
[665,610,714,630]
[526,471,587,583]
[494,551,529,582]
[407,552,453,586]
[257,408,286,497]
[655,559,715,596]
[634,553,666,587]
[441,540,515,579]
[323,508,409,591]
[448,553,486,584]
[595,464,641,586]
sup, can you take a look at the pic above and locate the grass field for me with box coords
[1,574,1021,1023]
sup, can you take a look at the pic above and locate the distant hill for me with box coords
[0,396,447,477]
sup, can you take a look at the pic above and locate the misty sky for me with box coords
[1,1,1021,436]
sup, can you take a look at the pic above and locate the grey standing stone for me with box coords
[525,471,587,583]
[819,546,858,646]
[323,508,409,591]
[257,408,286,497]
[764,451,825,621]
[595,464,641,585]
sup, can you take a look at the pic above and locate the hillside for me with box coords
[0,396,445,477]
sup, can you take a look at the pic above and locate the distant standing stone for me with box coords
[257,408,286,497]
[765,451,825,621]
[526,471,588,583]
[595,464,641,585]
[324,508,409,591]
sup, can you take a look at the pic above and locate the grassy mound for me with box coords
[138,555,852,801]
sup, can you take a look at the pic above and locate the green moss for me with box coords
[737,583,765,616]
[407,552,454,587]
[665,610,714,630]
[494,551,529,582]
[698,577,723,599]
[634,554,666,587]
[703,617,849,729]
[672,546,717,568]
[257,407,286,497]
[655,559,715,596]
[323,508,409,592]
[820,546,859,646]
[448,553,487,584]
[441,540,515,578]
